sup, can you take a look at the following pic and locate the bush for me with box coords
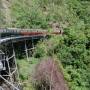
[11,0,49,28]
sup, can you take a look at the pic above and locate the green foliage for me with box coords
[11,0,49,28]
[0,12,4,27]
[34,34,90,90]
[0,1,5,27]
[34,42,47,58]
[57,31,90,90]
[11,0,81,29]
[10,0,90,90]
[34,30,90,90]
[17,57,39,90]
[34,36,64,57]
[17,58,39,81]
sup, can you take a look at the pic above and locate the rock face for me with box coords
[34,58,69,90]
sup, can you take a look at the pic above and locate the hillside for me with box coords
[0,0,90,90]
[0,0,11,27]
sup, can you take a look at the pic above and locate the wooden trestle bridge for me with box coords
[0,28,61,90]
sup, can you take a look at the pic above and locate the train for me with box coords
[0,28,61,38]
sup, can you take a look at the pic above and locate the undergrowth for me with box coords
[2,0,89,90]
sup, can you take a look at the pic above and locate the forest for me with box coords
[0,0,90,90]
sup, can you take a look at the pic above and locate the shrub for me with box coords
[33,57,68,90]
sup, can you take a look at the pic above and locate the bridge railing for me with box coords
[0,28,47,33]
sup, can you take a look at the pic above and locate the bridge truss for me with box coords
[0,35,46,90]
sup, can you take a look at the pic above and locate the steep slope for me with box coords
[1,0,11,27]
[0,0,4,27]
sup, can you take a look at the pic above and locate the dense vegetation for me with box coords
[0,0,5,27]
[34,34,90,90]
[13,0,90,90]
[0,0,90,90]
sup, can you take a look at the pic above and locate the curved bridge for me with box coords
[0,35,44,44]
[0,28,61,90]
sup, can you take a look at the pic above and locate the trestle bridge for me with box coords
[0,28,61,90]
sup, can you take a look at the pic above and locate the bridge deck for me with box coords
[0,35,44,44]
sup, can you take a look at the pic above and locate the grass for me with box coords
[17,57,39,90]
